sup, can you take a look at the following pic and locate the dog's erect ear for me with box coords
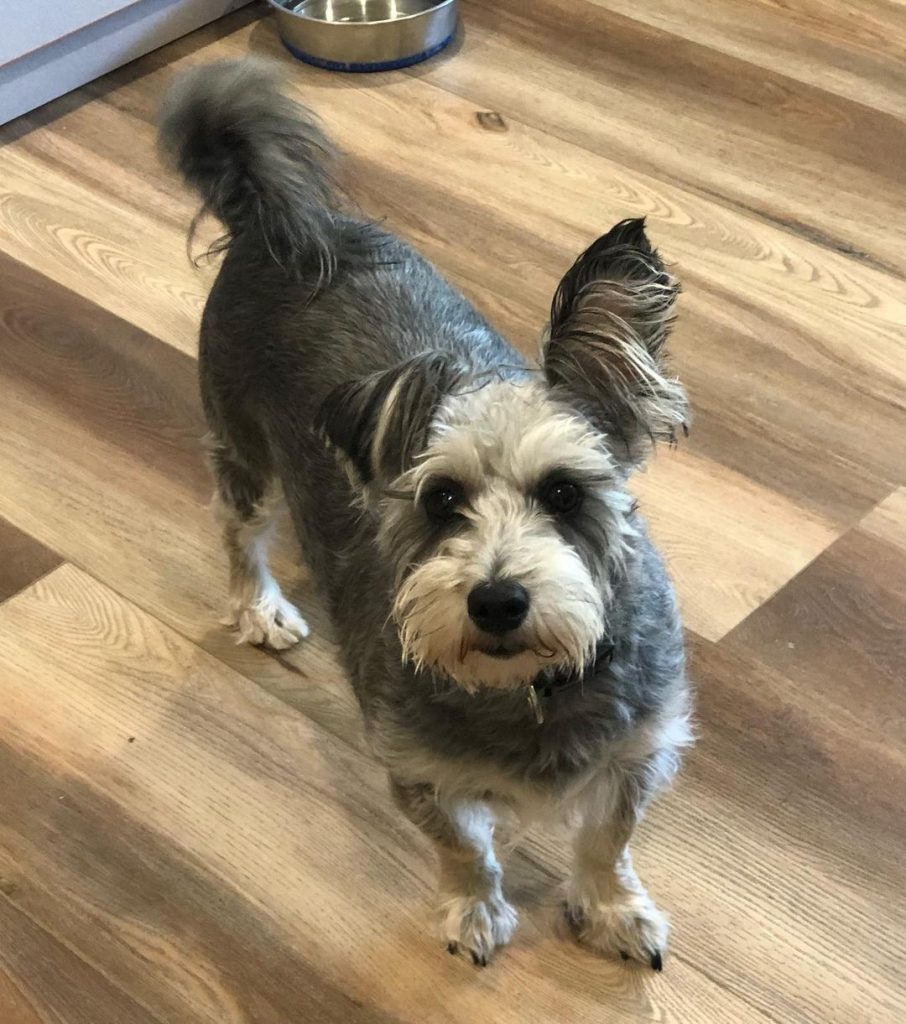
[316,352,462,492]
[543,218,688,467]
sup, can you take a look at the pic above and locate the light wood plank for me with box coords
[859,488,906,553]
[633,449,836,639]
[3,14,906,400]
[0,141,210,358]
[437,0,906,280]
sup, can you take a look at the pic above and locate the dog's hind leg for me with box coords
[208,435,309,650]
[391,779,518,966]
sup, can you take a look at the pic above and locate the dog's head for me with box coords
[317,219,686,690]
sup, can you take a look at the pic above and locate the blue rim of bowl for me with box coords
[281,34,453,72]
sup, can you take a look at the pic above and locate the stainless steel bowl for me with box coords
[268,0,457,72]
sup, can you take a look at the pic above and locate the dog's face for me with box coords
[378,381,628,688]
[318,219,687,690]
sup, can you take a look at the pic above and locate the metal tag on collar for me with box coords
[527,684,544,724]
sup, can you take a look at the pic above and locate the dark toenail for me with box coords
[650,951,663,972]
[447,942,458,955]
[563,903,584,930]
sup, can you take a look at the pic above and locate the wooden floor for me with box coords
[1,2,905,1021]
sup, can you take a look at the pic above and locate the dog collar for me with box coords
[526,637,615,724]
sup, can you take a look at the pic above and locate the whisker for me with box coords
[459,634,470,663]
[411,622,448,640]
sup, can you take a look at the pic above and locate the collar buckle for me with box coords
[526,685,544,724]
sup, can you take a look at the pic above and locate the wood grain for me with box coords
[443,0,906,279]
[0,2,903,1021]
[585,0,906,117]
[0,244,833,648]
[0,565,771,1024]
[3,13,904,530]
[0,897,162,1024]
[666,634,906,1024]
[725,505,906,748]
[859,488,906,552]
[0,251,363,753]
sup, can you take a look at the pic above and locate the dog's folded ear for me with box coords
[543,218,688,467]
[315,352,463,492]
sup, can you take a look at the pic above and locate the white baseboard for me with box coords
[0,0,252,126]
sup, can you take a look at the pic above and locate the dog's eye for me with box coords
[422,483,463,523]
[540,479,582,516]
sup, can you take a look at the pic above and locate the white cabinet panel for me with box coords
[1,0,251,126]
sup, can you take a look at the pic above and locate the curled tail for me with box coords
[159,59,339,276]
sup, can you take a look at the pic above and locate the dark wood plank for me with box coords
[0,739,397,1024]
[0,251,206,495]
[0,897,163,1024]
[725,493,906,747]
[584,0,906,115]
[0,519,60,604]
[667,631,906,1024]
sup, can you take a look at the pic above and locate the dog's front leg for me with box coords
[566,786,668,971]
[391,779,517,965]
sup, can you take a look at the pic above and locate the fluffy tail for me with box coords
[159,59,339,276]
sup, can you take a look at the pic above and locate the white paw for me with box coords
[229,592,309,650]
[565,892,668,971]
[440,892,518,966]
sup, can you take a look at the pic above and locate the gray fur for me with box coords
[159,58,340,278]
[164,61,691,969]
[545,218,689,465]
[315,351,466,488]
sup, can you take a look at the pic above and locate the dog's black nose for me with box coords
[467,580,530,635]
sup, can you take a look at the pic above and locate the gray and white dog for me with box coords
[161,60,692,970]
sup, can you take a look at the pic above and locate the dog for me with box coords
[161,59,692,970]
